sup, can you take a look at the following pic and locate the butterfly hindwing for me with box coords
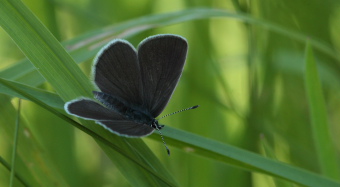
[65,99,152,137]
[97,120,154,137]
[64,98,124,121]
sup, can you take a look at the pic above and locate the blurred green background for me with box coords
[1,0,340,186]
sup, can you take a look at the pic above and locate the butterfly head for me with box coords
[151,119,164,130]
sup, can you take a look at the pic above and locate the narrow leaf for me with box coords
[304,41,340,179]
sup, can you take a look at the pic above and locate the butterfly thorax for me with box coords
[93,91,163,129]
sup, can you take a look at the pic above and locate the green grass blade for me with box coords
[0,78,64,109]
[0,0,176,186]
[304,42,340,179]
[1,77,339,187]
[9,99,21,187]
[0,95,69,186]
[0,156,30,187]
[0,1,92,98]
[0,77,177,187]
[1,8,339,87]
[148,127,340,187]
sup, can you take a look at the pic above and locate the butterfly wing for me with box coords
[138,34,188,117]
[64,98,124,121]
[93,39,143,106]
[97,120,154,137]
[65,99,153,136]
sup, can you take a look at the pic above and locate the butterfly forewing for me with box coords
[138,35,188,117]
[94,40,143,107]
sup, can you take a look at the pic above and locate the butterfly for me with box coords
[64,34,197,155]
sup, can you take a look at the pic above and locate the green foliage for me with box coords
[0,0,340,186]
[304,42,340,179]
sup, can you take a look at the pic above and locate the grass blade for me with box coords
[1,77,339,187]
[0,78,64,109]
[0,156,30,187]
[1,8,339,88]
[148,127,340,187]
[0,95,68,186]
[0,78,178,187]
[9,99,21,187]
[304,41,340,179]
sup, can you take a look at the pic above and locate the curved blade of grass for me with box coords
[0,1,176,186]
[1,8,339,86]
[149,127,340,187]
[304,41,340,180]
[1,78,339,187]
[0,2,92,98]
[64,8,338,62]
[0,78,64,109]
[0,78,177,187]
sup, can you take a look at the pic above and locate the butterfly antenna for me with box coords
[155,125,170,156]
[159,105,199,120]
